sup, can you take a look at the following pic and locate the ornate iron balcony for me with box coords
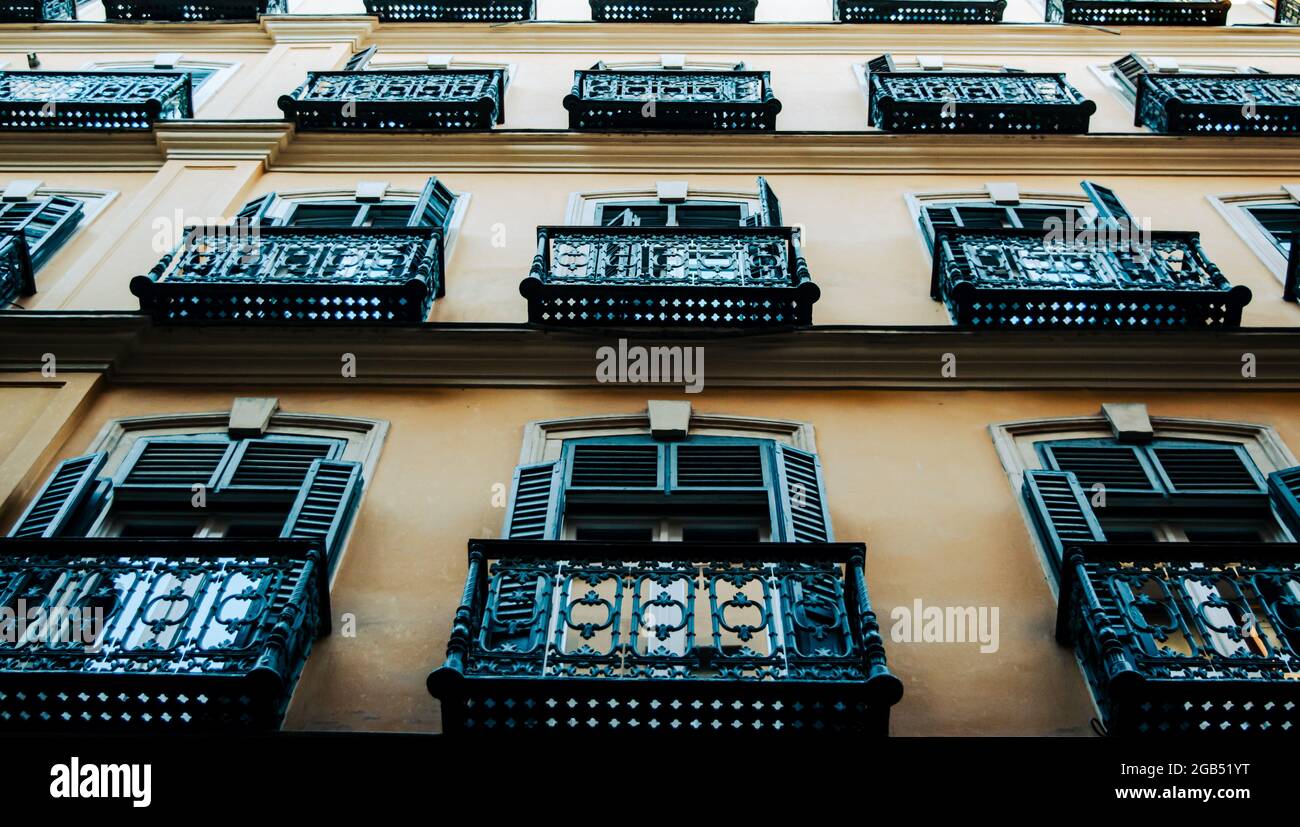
[361,0,534,20]
[1058,542,1300,736]
[0,72,193,131]
[565,69,780,131]
[1279,0,1299,23]
[521,225,818,327]
[1045,0,1229,24]
[103,0,285,20]
[931,227,1250,329]
[0,538,327,732]
[429,539,903,735]
[0,233,35,309]
[132,225,443,324]
[279,69,505,132]
[834,0,1005,21]
[589,0,757,20]
[1285,231,1299,303]
[868,71,1094,134]
[0,0,75,20]
[1134,73,1300,136]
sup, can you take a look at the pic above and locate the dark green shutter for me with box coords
[1080,180,1133,227]
[1110,53,1155,95]
[215,437,341,497]
[1284,230,1299,303]
[566,443,662,490]
[7,453,106,538]
[113,437,236,502]
[281,459,363,570]
[866,54,896,75]
[408,176,458,231]
[236,192,281,227]
[1147,443,1266,496]
[503,461,563,540]
[669,443,766,490]
[343,45,378,72]
[1267,465,1300,538]
[1022,470,1105,572]
[774,444,833,543]
[16,195,83,271]
[755,176,782,227]
[1039,442,1161,494]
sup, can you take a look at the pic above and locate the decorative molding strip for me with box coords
[154,121,294,166]
[1,314,1299,390]
[0,21,273,51]
[0,131,163,171]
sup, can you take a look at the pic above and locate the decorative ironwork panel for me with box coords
[1135,74,1300,136]
[931,227,1250,329]
[103,0,285,20]
[1059,542,1300,736]
[430,540,903,735]
[522,226,819,327]
[0,72,192,131]
[565,70,780,131]
[0,538,327,732]
[1044,0,1229,24]
[280,70,504,132]
[0,0,75,21]
[869,72,1094,133]
[132,226,442,324]
[589,0,757,21]
[361,0,534,20]
[834,0,1005,21]
[1279,0,1299,23]
[0,233,34,309]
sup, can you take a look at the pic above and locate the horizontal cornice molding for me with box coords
[154,121,294,166]
[1,314,1298,390]
[1,18,1299,56]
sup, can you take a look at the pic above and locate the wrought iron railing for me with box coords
[279,69,505,132]
[0,0,75,20]
[521,225,819,327]
[834,0,1005,21]
[0,72,192,131]
[1045,0,1229,24]
[1279,0,1299,23]
[0,233,35,309]
[1134,73,1300,136]
[564,70,780,131]
[930,227,1250,329]
[868,71,1094,133]
[0,538,328,732]
[361,0,535,20]
[103,0,285,20]
[1285,231,1299,303]
[430,539,903,735]
[1058,542,1300,736]
[589,0,757,20]
[132,225,443,324]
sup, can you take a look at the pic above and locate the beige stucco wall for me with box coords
[5,384,1296,735]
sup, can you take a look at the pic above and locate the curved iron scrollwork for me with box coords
[132,226,443,324]
[565,70,780,131]
[1279,0,1300,23]
[280,70,506,132]
[1059,542,1300,736]
[0,233,34,309]
[0,538,327,732]
[0,72,193,131]
[1044,0,1229,25]
[430,540,903,735]
[869,72,1095,134]
[1136,74,1300,136]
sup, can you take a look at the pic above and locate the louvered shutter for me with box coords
[669,443,766,490]
[1039,443,1161,495]
[408,176,457,231]
[1110,53,1156,95]
[866,54,897,76]
[17,195,83,271]
[1080,180,1133,227]
[1267,466,1300,537]
[503,461,564,540]
[215,437,341,498]
[774,445,833,543]
[235,192,281,227]
[280,459,362,571]
[113,437,236,502]
[566,443,663,490]
[755,176,782,227]
[8,453,107,538]
[1284,230,1299,303]
[1147,443,1266,496]
[1021,470,1105,572]
[343,45,378,72]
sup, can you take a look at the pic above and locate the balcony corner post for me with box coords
[848,549,904,708]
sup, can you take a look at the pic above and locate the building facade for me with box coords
[0,0,1299,738]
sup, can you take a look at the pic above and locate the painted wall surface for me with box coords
[6,384,1298,735]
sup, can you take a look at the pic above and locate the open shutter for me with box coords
[343,45,378,72]
[19,195,83,271]
[113,437,236,502]
[216,437,342,498]
[866,54,896,76]
[8,453,107,538]
[281,459,362,570]
[1022,470,1105,572]
[1267,466,1300,538]
[236,192,281,227]
[1080,180,1133,228]
[1110,53,1156,95]
[1039,442,1161,495]
[754,176,782,227]
[408,176,458,231]
[774,445,833,543]
[503,461,564,540]
[1285,230,1299,303]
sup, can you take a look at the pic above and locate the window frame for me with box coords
[904,189,1097,257]
[567,187,761,227]
[78,58,240,111]
[1208,189,1299,287]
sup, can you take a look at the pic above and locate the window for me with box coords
[0,193,83,272]
[571,177,780,227]
[918,200,1094,252]
[238,177,461,236]
[1244,203,1300,257]
[80,58,238,110]
[1208,189,1300,295]
[1098,53,1264,106]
